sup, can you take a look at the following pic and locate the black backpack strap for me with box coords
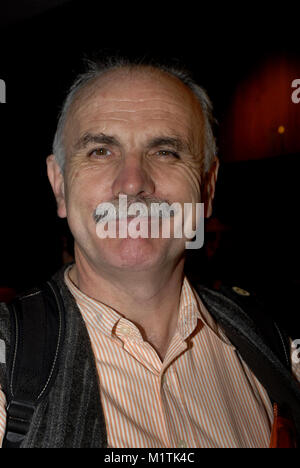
[195,281,300,446]
[216,283,291,370]
[2,279,65,448]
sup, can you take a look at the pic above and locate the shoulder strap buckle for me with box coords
[4,400,35,447]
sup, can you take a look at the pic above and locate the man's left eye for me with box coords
[156,150,179,159]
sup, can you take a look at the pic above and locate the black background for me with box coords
[0,1,299,331]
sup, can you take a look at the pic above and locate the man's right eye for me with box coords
[88,147,112,158]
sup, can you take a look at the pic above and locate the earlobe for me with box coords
[46,154,67,218]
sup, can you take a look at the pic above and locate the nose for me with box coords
[112,154,155,198]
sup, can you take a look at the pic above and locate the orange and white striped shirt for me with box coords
[0,268,298,447]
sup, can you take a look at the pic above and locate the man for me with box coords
[0,57,299,448]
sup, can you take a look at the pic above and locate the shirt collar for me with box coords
[64,265,121,338]
[63,264,231,346]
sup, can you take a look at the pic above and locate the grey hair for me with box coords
[52,56,217,173]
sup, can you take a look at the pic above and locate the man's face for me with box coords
[48,68,218,274]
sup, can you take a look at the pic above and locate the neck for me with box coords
[69,250,186,360]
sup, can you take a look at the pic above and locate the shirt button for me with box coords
[177,440,187,448]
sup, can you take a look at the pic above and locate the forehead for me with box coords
[64,67,204,146]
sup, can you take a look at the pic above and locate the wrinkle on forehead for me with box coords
[63,67,205,155]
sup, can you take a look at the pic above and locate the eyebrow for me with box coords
[145,136,191,153]
[74,132,192,154]
[74,133,121,151]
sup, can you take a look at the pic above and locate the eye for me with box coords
[156,150,180,159]
[88,147,112,158]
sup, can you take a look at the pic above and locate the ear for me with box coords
[202,156,220,218]
[46,154,67,218]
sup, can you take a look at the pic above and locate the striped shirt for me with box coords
[0,268,299,447]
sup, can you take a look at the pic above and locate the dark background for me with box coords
[0,1,299,331]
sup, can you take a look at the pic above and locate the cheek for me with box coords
[66,160,113,202]
[64,169,105,223]
[161,165,202,203]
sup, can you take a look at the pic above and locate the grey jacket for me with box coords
[1,265,300,448]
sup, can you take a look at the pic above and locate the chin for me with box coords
[102,237,167,270]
